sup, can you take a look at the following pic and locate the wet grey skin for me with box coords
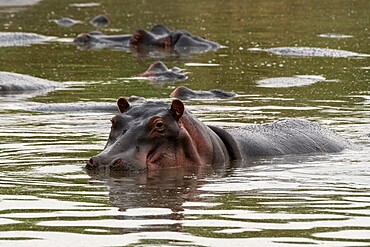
[87,99,352,172]
[170,86,236,100]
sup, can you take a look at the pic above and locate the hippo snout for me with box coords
[86,155,136,171]
[86,155,111,169]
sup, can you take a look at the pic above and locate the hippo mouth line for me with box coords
[108,158,147,172]
[146,148,161,167]
[109,158,124,170]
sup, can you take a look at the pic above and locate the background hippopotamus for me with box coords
[137,61,187,82]
[170,86,236,100]
[129,24,220,51]
[87,98,352,171]
[74,24,221,54]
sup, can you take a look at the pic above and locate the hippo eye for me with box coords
[154,120,165,130]
[149,117,165,132]
[156,122,164,129]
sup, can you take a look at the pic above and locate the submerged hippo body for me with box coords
[0,72,62,92]
[248,47,369,58]
[0,32,55,47]
[87,99,351,171]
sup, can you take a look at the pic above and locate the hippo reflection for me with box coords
[74,24,221,55]
[87,98,352,171]
[87,165,219,212]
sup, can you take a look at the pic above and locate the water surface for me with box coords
[0,0,369,246]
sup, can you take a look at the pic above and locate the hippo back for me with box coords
[0,32,54,47]
[0,72,61,92]
[227,119,352,157]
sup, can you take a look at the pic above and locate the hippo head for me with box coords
[130,29,172,48]
[129,29,156,46]
[86,98,216,172]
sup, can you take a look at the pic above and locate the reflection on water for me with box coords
[0,0,369,246]
[0,109,368,246]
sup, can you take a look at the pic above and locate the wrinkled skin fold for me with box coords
[87,98,352,172]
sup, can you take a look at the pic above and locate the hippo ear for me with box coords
[117,97,130,113]
[170,99,184,121]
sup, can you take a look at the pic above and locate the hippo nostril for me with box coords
[86,157,98,170]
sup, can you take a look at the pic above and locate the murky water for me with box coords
[0,0,369,246]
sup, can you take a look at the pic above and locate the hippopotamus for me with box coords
[0,32,55,47]
[170,86,236,100]
[86,98,351,171]
[248,47,369,58]
[74,24,221,54]
[136,61,187,82]
[129,24,220,52]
